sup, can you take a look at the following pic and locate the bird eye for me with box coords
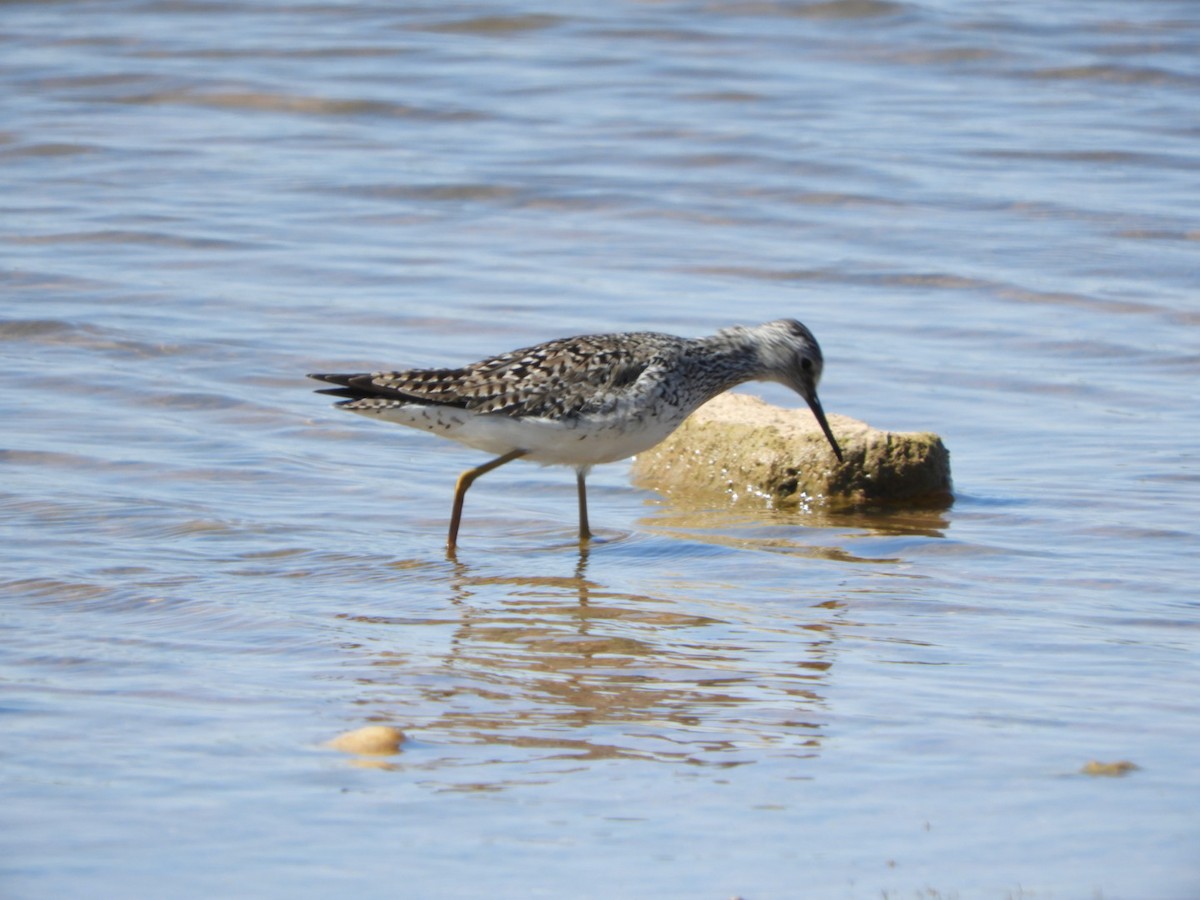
[800,358,813,372]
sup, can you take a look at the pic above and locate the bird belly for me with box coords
[349,403,684,467]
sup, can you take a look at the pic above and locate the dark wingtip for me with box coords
[309,373,370,400]
[308,373,354,386]
[308,371,433,405]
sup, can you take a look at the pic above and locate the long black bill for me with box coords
[804,393,843,462]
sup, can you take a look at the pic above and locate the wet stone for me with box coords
[328,725,406,756]
[631,393,952,508]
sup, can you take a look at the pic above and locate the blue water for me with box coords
[3,2,1199,897]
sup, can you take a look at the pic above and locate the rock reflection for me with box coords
[640,502,951,560]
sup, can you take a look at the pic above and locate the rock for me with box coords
[328,725,406,755]
[630,393,951,508]
[1081,760,1139,777]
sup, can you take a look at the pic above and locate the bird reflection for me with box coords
[342,543,842,778]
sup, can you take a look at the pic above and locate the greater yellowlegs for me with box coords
[310,319,842,550]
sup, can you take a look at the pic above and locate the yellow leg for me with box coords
[448,449,527,551]
[576,469,592,541]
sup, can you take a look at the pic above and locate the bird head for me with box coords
[756,319,843,462]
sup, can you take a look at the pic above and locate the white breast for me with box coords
[355,402,688,467]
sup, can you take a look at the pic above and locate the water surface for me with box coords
[3,2,1199,897]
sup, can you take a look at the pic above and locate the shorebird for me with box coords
[310,319,842,550]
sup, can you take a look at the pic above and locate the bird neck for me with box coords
[684,328,768,399]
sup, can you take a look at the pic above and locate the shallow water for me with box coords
[3,1,1199,897]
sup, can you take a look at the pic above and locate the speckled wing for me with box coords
[313,332,683,420]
